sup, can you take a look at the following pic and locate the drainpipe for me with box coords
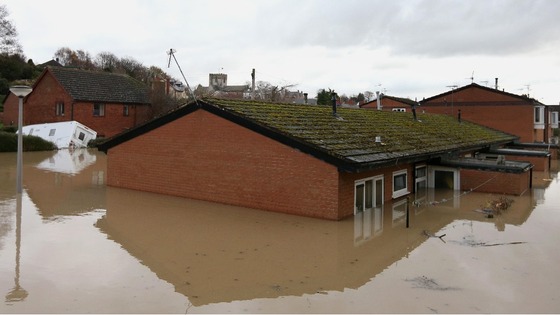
[458,109,462,123]
[412,103,418,121]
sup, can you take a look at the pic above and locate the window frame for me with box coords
[55,102,65,116]
[93,103,106,117]
[123,104,129,116]
[354,175,384,215]
[392,169,409,199]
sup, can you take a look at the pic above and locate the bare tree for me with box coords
[53,47,94,69]
[95,51,119,72]
[0,4,23,55]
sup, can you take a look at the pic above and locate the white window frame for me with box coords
[392,169,409,199]
[551,111,558,129]
[534,105,545,129]
[354,175,384,215]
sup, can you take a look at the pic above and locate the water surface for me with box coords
[0,149,558,313]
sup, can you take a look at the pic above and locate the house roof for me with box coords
[98,98,518,172]
[45,66,151,104]
[359,95,417,108]
[420,83,544,105]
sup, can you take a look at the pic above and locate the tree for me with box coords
[95,51,119,72]
[53,47,94,69]
[316,88,336,105]
[0,5,23,56]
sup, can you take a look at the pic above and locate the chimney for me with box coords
[495,78,499,90]
[304,93,308,104]
[376,91,382,110]
[331,92,337,115]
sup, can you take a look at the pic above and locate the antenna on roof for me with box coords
[465,71,474,83]
[167,48,197,103]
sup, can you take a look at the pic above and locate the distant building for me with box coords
[419,82,558,144]
[195,73,250,99]
[360,94,417,112]
[2,66,151,138]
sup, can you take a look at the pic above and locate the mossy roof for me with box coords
[99,98,518,172]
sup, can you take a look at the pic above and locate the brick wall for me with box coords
[460,169,530,196]
[421,86,536,142]
[106,110,343,220]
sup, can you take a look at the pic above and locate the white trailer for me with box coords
[20,121,97,149]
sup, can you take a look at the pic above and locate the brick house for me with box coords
[2,66,152,138]
[98,98,531,220]
[360,94,417,112]
[419,83,558,144]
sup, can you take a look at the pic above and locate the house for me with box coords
[98,98,531,220]
[360,94,417,112]
[419,82,558,144]
[194,73,249,99]
[2,66,152,138]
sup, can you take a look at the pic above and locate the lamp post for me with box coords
[9,85,33,194]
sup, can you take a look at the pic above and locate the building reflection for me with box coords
[23,149,106,218]
[95,182,537,307]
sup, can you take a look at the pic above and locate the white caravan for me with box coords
[20,121,97,149]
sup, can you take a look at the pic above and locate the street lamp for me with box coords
[9,85,33,194]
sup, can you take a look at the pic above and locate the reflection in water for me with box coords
[95,181,538,307]
[4,195,27,304]
[35,149,96,175]
[0,150,558,313]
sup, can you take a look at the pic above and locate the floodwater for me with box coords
[0,149,559,314]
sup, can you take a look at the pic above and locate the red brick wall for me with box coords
[361,98,410,111]
[421,87,536,142]
[1,71,151,138]
[71,102,151,138]
[420,104,534,142]
[106,110,343,220]
[460,169,530,195]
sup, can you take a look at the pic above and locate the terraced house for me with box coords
[99,98,530,220]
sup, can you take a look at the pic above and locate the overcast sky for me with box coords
[4,0,560,104]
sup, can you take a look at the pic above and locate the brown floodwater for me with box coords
[0,149,559,313]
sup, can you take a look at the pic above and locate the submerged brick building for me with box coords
[99,98,530,220]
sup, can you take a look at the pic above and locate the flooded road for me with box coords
[0,149,559,313]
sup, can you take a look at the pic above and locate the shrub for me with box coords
[0,131,57,152]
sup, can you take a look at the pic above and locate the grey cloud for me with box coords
[254,0,560,57]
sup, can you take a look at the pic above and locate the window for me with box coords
[354,175,384,214]
[93,103,105,116]
[392,169,409,199]
[392,108,406,112]
[415,165,427,194]
[534,106,545,127]
[49,129,56,136]
[551,112,559,128]
[78,132,85,141]
[123,105,129,116]
[55,102,65,116]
